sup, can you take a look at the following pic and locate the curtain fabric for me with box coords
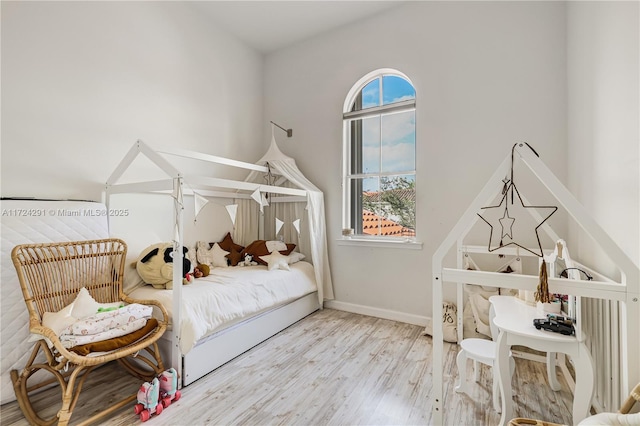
[233,199,259,247]
[245,135,334,304]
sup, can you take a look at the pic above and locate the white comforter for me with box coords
[128,261,317,354]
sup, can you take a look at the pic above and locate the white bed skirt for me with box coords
[155,292,320,386]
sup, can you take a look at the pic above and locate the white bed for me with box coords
[105,136,333,386]
[129,261,317,354]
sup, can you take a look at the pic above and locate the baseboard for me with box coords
[324,300,429,327]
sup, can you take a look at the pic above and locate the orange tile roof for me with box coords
[362,209,415,237]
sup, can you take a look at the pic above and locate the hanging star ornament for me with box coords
[499,208,515,239]
[477,183,557,257]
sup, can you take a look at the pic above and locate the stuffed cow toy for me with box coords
[136,243,193,289]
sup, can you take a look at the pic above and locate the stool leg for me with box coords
[492,367,501,413]
[455,350,467,393]
[474,360,480,382]
[510,355,516,379]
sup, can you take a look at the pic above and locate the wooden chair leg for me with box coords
[117,342,165,381]
[11,343,65,426]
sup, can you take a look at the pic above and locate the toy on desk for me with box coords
[533,314,575,336]
[135,377,163,421]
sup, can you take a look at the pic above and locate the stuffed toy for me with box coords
[240,254,258,267]
[135,243,193,289]
[193,264,210,278]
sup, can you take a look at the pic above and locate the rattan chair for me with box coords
[11,238,168,426]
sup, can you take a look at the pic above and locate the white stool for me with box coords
[455,306,515,412]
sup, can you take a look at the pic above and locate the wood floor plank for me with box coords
[0,309,575,425]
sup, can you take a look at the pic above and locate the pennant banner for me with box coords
[251,188,262,204]
[194,193,210,220]
[225,204,238,226]
[292,219,301,235]
[275,218,284,235]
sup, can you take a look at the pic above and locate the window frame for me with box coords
[341,69,419,246]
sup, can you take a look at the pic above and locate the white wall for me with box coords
[567,1,639,278]
[264,1,568,320]
[1,1,265,201]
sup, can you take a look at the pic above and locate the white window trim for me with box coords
[342,69,417,243]
[336,236,423,250]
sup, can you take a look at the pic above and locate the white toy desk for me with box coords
[490,296,595,426]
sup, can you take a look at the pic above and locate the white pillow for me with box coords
[266,240,287,253]
[71,287,101,319]
[210,243,230,268]
[41,303,77,338]
[197,241,229,268]
[260,251,291,271]
[287,252,306,264]
[70,287,123,320]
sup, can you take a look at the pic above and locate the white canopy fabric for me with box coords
[246,134,334,304]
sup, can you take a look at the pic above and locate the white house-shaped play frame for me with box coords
[431,143,639,425]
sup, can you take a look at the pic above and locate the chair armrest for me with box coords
[28,319,91,367]
[619,382,640,414]
[29,318,60,343]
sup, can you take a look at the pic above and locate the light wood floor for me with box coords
[0,309,574,425]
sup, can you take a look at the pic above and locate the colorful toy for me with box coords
[134,369,182,421]
[134,377,163,421]
[158,368,181,408]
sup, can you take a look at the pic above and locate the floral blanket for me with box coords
[59,304,152,348]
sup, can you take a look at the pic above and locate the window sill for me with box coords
[336,237,423,250]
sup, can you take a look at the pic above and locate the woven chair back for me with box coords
[11,238,127,320]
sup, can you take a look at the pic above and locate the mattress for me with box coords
[0,199,110,405]
[127,261,317,354]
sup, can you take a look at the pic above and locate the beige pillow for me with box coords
[197,241,229,268]
[259,251,291,271]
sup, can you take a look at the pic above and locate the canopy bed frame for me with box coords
[431,143,639,425]
[104,134,333,386]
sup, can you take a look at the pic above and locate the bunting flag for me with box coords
[251,188,270,213]
[275,218,284,235]
[225,204,238,226]
[292,219,301,235]
[251,188,262,205]
[250,188,263,213]
[194,193,210,220]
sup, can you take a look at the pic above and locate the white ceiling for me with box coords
[190,1,405,54]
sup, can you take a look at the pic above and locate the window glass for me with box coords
[382,75,416,105]
[381,110,415,173]
[361,78,380,109]
[360,116,380,174]
[343,70,416,240]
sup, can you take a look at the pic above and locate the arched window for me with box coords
[342,69,416,240]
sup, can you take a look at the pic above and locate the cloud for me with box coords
[361,82,380,108]
[382,111,415,145]
[381,141,415,172]
[356,111,415,173]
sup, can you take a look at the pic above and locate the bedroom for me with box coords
[1,1,638,425]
